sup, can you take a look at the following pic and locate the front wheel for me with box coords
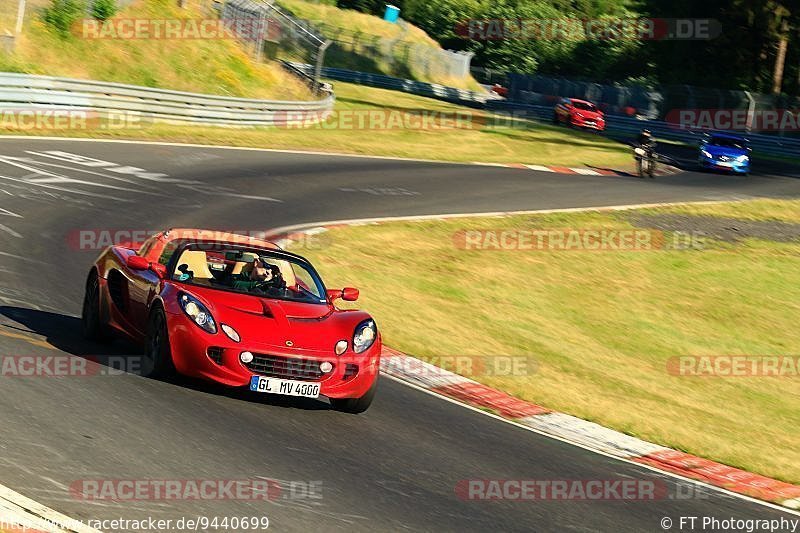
[143,307,176,379]
[330,376,379,414]
[82,271,111,342]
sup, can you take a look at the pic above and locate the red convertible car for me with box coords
[81,229,381,413]
[553,98,606,132]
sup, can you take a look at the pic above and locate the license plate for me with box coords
[250,376,320,398]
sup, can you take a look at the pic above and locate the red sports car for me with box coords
[553,98,606,131]
[81,229,381,413]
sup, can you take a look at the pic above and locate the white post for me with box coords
[743,91,755,133]
[15,0,26,37]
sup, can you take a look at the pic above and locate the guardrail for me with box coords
[286,62,495,109]
[0,72,334,126]
[486,100,800,159]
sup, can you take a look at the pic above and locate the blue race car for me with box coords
[698,133,751,175]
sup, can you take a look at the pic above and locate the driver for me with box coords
[637,128,656,151]
[233,258,285,293]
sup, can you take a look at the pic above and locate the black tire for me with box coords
[143,307,176,379]
[552,113,559,125]
[81,271,111,342]
[330,376,379,414]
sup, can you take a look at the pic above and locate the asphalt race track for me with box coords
[0,138,799,532]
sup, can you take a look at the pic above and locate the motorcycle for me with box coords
[633,146,656,178]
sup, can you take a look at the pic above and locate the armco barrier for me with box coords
[0,72,334,126]
[285,61,495,109]
[486,100,800,158]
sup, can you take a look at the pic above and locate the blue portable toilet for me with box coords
[384,4,400,23]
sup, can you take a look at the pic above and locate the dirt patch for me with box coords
[628,214,800,243]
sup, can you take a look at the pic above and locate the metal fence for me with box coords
[505,72,800,134]
[0,72,334,126]
[287,62,494,108]
[217,0,330,93]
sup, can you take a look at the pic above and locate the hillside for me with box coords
[0,0,314,100]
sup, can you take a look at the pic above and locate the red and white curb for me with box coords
[271,204,800,512]
[378,348,800,509]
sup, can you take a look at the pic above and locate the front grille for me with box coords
[245,354,326,381]
[343,364,359,380]
[207,347,223,365]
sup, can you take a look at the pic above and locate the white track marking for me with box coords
[570,168,601,175]
[0,157,160,195]
[0,223,22,238]
[0,483,101,532]
[525,164,555,172]
[0,207,22,217]
[0,174,133,202]
[0,250,47,264]
[13,158,174,196]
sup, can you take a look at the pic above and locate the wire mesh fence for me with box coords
[217,0,329,92]
[505,72,800,137]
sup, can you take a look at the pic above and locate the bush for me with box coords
[41,0,85,37]
[91,0,117,21]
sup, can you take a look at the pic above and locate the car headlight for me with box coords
[179,293,217,334]
[736,155,749,162]
[221,324,240,342]
[701,150,712,158]
[352,320,376,354]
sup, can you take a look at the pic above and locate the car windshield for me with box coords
[709,136,746,150]
[170,244,327,304]
[572,101,597,111]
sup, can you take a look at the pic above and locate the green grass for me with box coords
[0,0,312,99]
[0,80,633,168]
[290,199,800,484]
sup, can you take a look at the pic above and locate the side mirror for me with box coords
[342,287,360,301]
[327,288,360,302]
[127,255,149,271]
[150,263,168,279]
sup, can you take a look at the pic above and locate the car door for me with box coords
[126,240,176,337]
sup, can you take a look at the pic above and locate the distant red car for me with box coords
[81,229,381,413]
[553,98,606,131]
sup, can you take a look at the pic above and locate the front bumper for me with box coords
[699,156,750,173]
[165,310,380,399]
[571,116,605,131]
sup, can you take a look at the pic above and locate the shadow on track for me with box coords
[0,306,331,411]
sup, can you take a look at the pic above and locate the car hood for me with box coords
[702,144,747,158]
[180,285,370,352]
[573,109,603,120]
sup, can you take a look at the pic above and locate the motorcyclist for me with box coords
[637,129,656,151]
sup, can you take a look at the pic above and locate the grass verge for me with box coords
[0,0,312,100]
[0,80,632,168]
[292,198,800,484]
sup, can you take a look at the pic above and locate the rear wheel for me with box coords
[143,307,176,379]
[330,376,379,414]
[81,271,111,342]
